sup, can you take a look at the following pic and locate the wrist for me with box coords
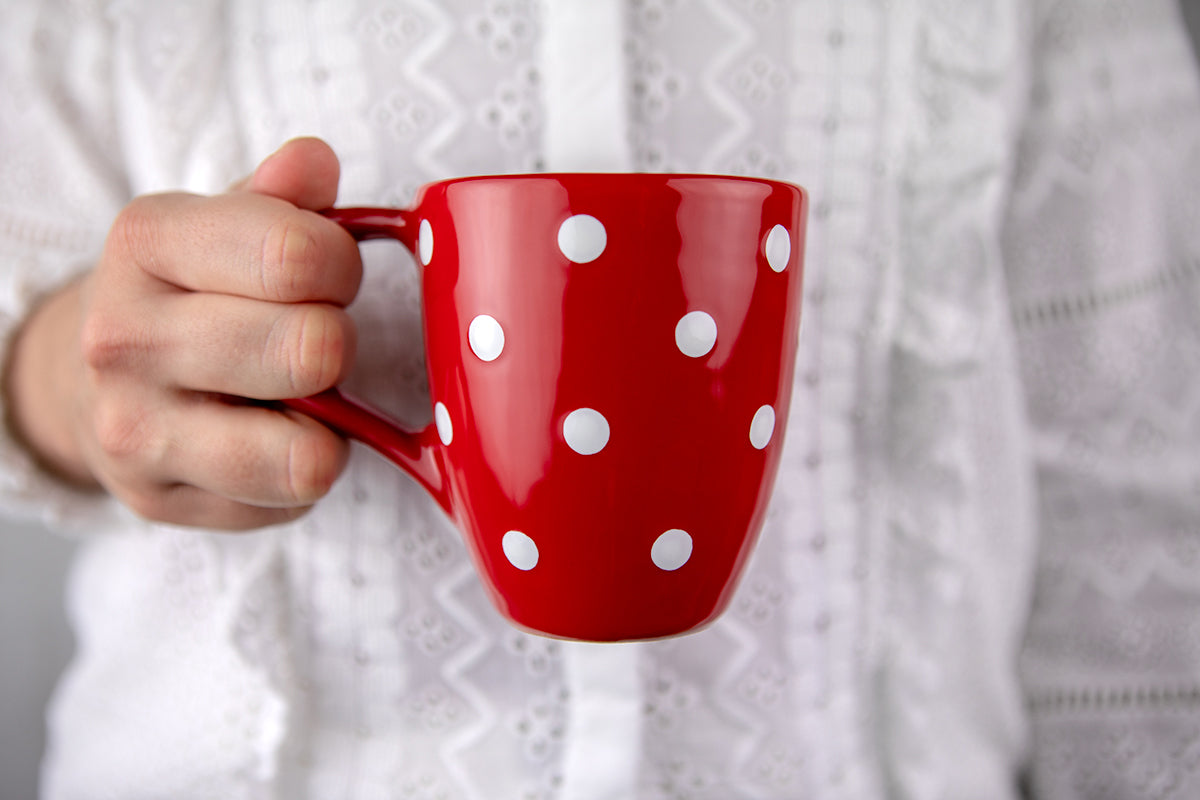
[3,277,100,490]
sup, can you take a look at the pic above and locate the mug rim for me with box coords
[418,171,805,194]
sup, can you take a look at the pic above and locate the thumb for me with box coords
[233,137,341,211]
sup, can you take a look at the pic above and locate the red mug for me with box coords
[286,173,807,641]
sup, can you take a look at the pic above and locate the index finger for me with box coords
[105,190,363,305]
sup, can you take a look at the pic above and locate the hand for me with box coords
[4,138,363,530]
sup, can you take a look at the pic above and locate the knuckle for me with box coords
[91,398,167,467]
[78,312,120,371]
[284,429,346,505]
[106,195,163,268]
[78,309,145,372]
[259,217,321,302]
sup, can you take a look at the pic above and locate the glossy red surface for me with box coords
[285,173,807,641]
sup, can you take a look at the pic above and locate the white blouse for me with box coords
[1,1,1198,798]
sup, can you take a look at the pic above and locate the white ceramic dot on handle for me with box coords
[418,219,434,266]
[434,402,453,446]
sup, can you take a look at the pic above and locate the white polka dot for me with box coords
[503,531,539,571]
[563,408,609,455]
[675,311,717,358]
[468,314,505,362]
[652,529,693,571]
[750,405,776,449]
[419,219,434,266]
[765,224,791,272]
[434,402,453,446]
[557,214,607,263]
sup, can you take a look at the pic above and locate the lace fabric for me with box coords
[0,1,1195,798]
[0,2,133,538]
[1004,1,1200,796]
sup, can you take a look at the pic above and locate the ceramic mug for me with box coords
[285,173,807,641]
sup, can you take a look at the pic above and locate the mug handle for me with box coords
[280,207,451,514]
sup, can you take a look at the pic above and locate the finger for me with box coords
[243,137,341,210]
[106,190,362,305]
[121,483,315,532]
[108,397,350,513]
[143,292,356,400]
[84,384,348,529]
[169,400,349,509]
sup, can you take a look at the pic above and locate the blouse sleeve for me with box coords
[1002,0,1200,795]
[0,0,136,535]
